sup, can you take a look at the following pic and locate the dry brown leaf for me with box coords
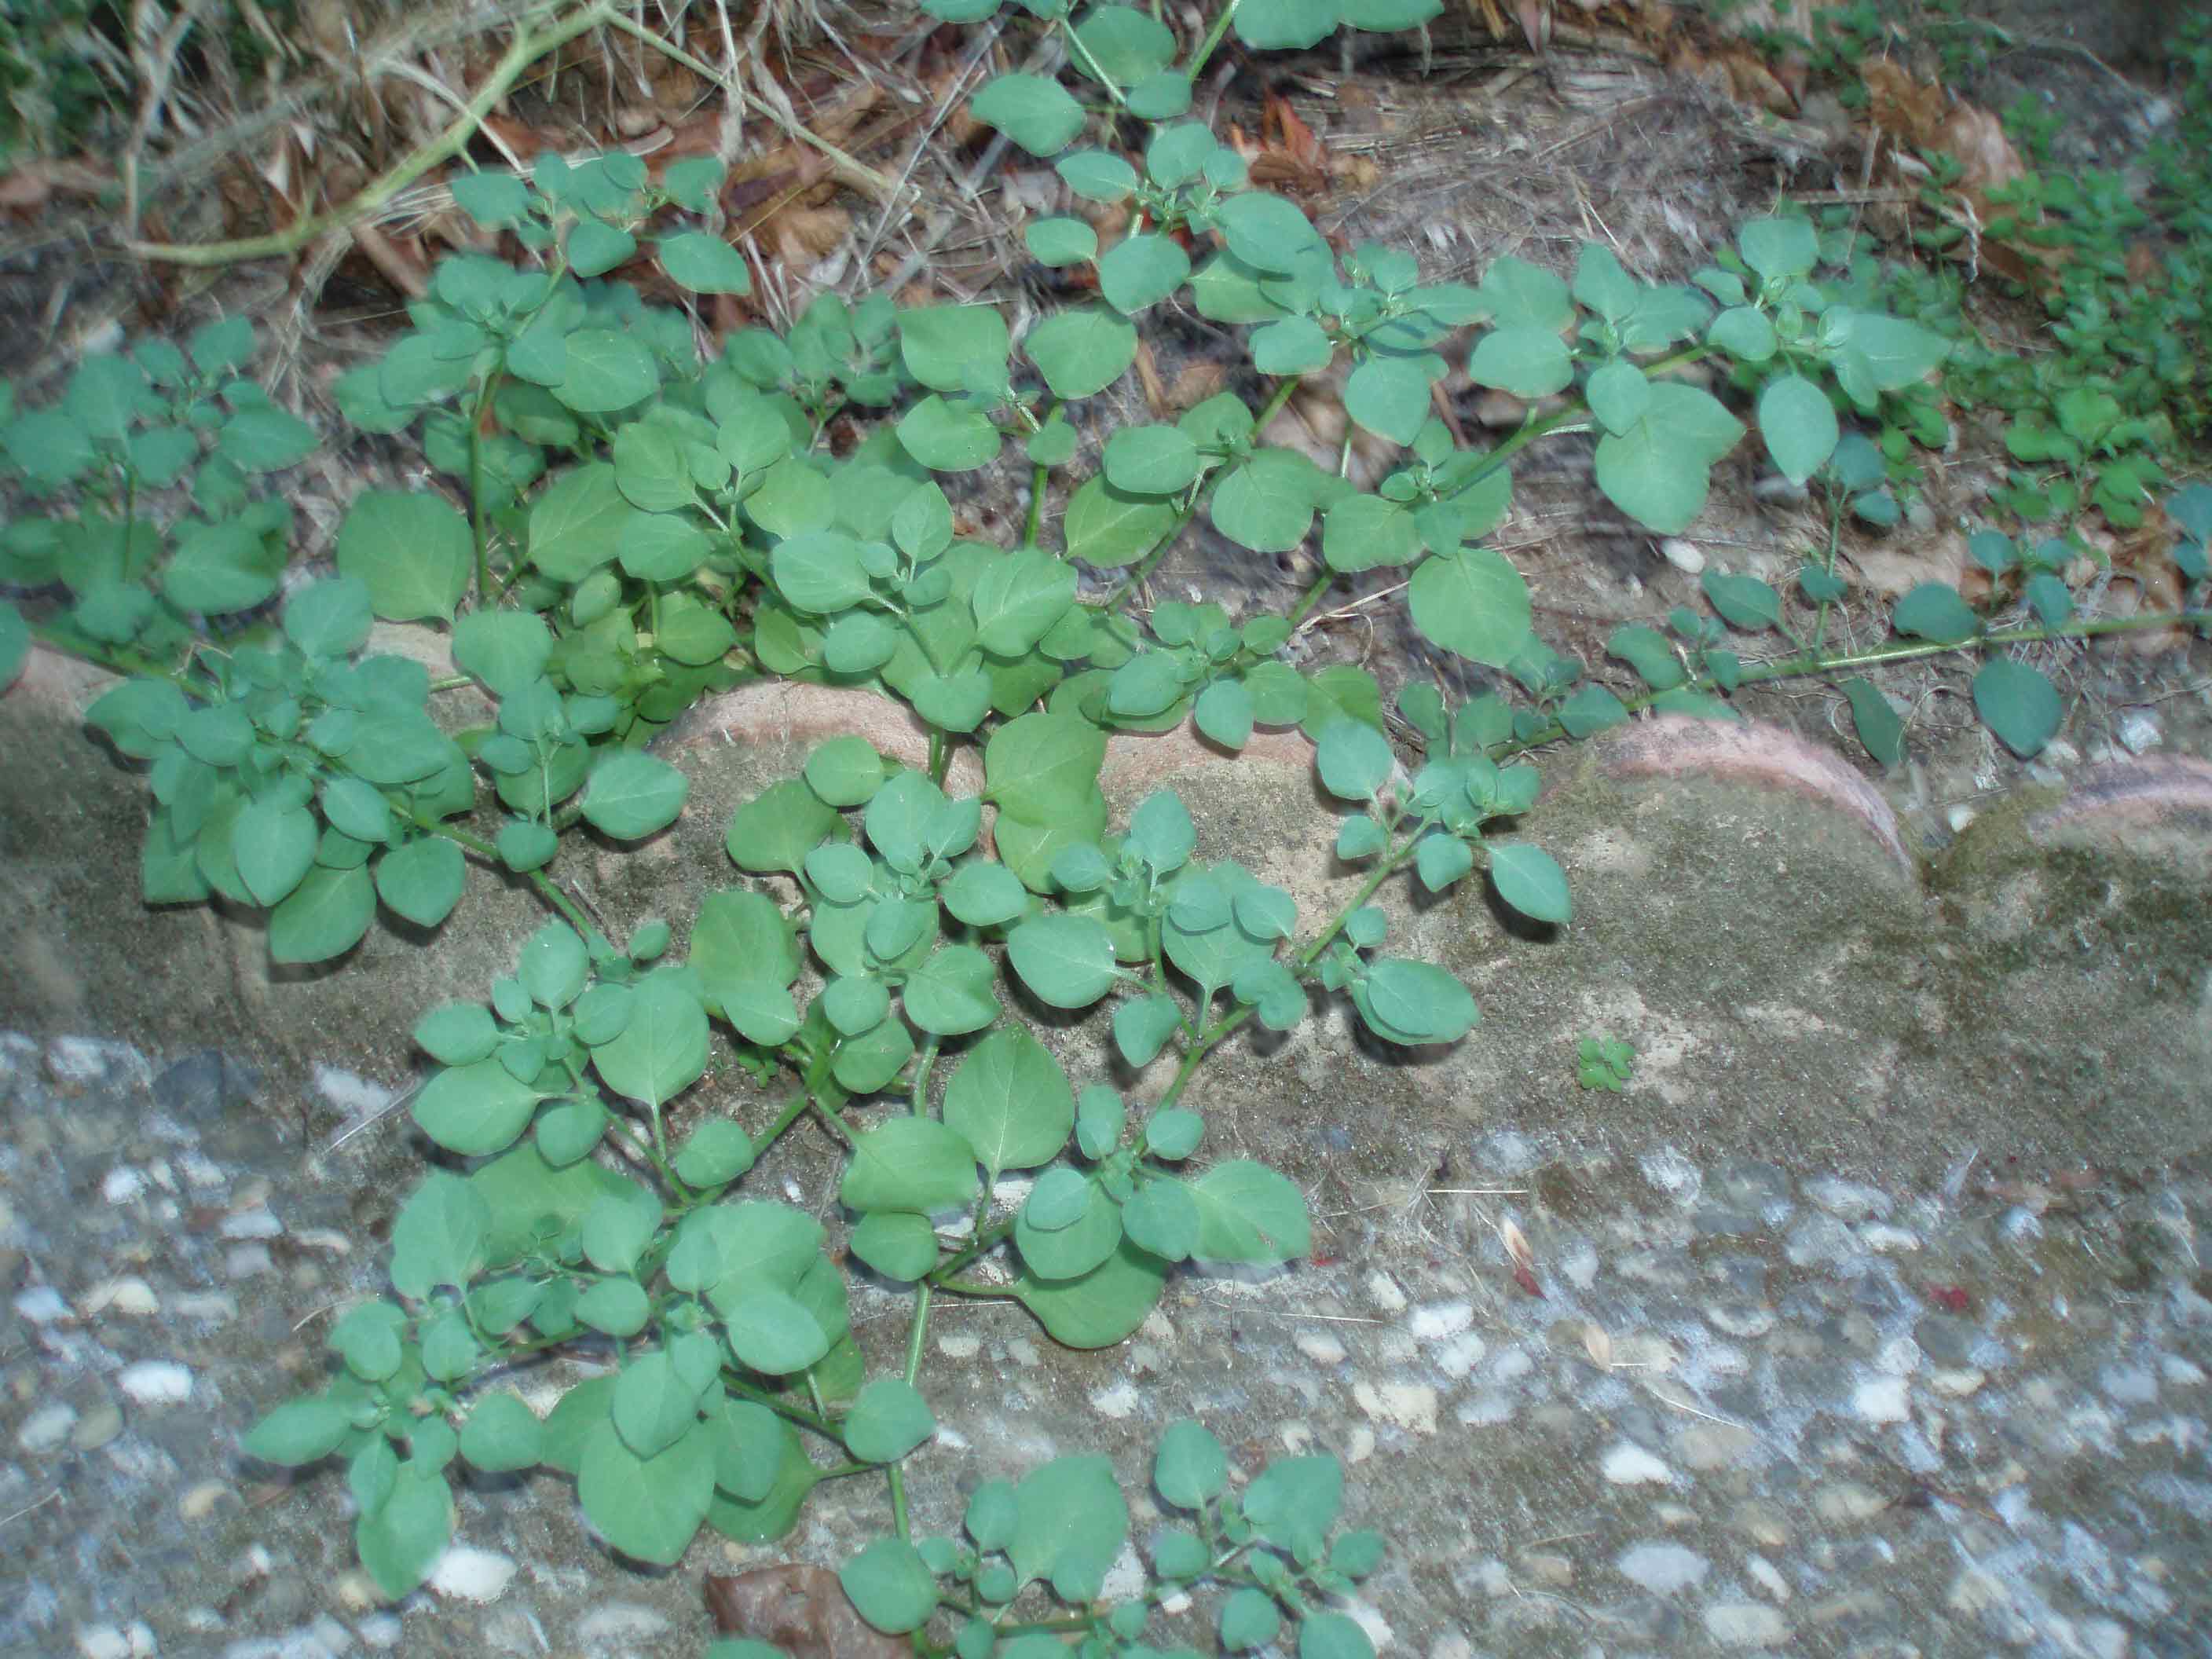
[1499,1216,1536,1276]
[705,1565,907,1659]
[1584,1320,1615,1372]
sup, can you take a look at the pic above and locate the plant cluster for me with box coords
[2,0,2208,1650]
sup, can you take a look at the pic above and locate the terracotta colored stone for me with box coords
[1600,714,1911,872]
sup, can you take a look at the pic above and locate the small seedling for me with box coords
[1577,1035,1636,1093]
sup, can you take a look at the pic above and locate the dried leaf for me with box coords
[1583,1320,1614,1372]
[705,1565,907,1659]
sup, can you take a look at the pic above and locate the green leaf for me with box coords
[1211,449,1319,553]
[1103,424,1201,495]
[1012,1238,1166,1346]
[1592,382,1745,535]
[284,577,375,659]
[1708,305,1778,364]
[163,519,285,615]
[1345,355,1433,445]
[727,778,844,877]
[1115,994,1185,1068]
[771,527,871,614]
[336,489,473,622]
[375,835,466,928]
[1064,474,1178,568]
[529,462,629,582]
[1467,325,1573,398]
[1756,373,1840,486]
[972,548,1077,655]
[1315,720,1394,801]
[1155,1419,1228,1507]
[1738,216,1818,282]
[844,1377,936,1464]
[673,1119,756,1188]
[940,862,1029,928]
[1007,912,1119,1008]
[519,920,590,1008]
[578,1417,716,1565]
[1056,149,1138,202]
[1122,1177,1201,1260]
[1321,493,1422,577]
[459,1392,544,1473]
[1026,304,1138,399]
[1408,545,1533,668]
[1700,569,1783,632]
[1838,310,1950,390]
[1099,233,1192,315]
[1892,582,1979,643]
[357,1459,453,1599]
[1214,192,1327,273]
[841,1537,940,1634]
[244,1397,353,1466]
[903,944,1002,1037]
[1302,1611,1377,1659]
[591,976,709,1109]
[1487,843,1570,923]
[0,601,28,689]
[412,1056,541,1155]
[850,1211,939,1282]
[1009,1456,1129,1602]
[557,329,658,414]
[972,73,1086,156]
[842,1118,980,1214]
[269,863,375,963]
[1221,1587,1282,1650]
[1247,1454,1342,1558]
[1841,676,1905,767]
[1353,957,1476,1044]
[390,1170,493,1297]
[412,1002,496,1066]
[1972,657,2060,758]
[658,232,753,295]
[581,750,689,838]
[1074,3,1177,80]
[614,1348,703,1460]
[897,396,1001,471]
[1187,1160,1309,1264]
[1026,216,1099,266]
[943,1026,1074,1178]
[898,305,1013,394]
[233,799,318,907]
[1236,0,1342,49]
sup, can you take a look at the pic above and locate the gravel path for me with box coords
[5,1029,2208,1658]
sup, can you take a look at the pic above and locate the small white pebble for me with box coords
[1090,1380,1140,1419]
[14,1286,72,1323]
[1295,1330,1347,1365]
[1659,538,1707,573]
[84,1277,159,1317]
[219,1207,284,1239]
[118,1361,194,1405]
[936,1333,981,1361]
[102,1167,147,1205]
[1601,1442,1672,1485]
[1409,1301,1472,1341]
[1365,1270,1407,1313]
[428,1544,518,1603]
[1852,1375,1910,1424]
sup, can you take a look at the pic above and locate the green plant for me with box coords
[4,0,2209,1649]
[1576,1035,1635,1092]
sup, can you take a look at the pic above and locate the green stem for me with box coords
[904,1282,932,1386]
[1155,833,1419,1110]
[408,810,610,952]
[124,0,615,264]
[1097,375,1306,614]
[466,376,498,605]
[1057,15,1126,105]
[1185,0,1243,79]
[1503,609,2212,756]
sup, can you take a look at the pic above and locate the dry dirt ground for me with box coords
[4,5,2211,1658]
